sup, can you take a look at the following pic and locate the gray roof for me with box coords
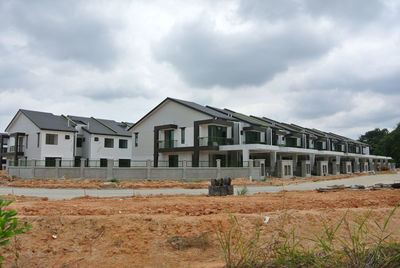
[67,115,131,137]
[169,98,234,121]
[16,109,77,132]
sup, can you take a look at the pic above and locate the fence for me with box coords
[7,159,263,181]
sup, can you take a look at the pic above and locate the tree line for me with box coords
[359,123,400,165]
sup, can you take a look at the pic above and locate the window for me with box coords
[104,138,114,148]
[119,159,131,167]
[306,164,311,174]
[45,134,58,145]
[45,157,60,167]
[37,133,40,147]
[119,139,128,149]
[94,137,99,142]
[134,133,138,147]
[100,158,108,167]
[181,127,185,144]
[169,155,179,167]
[65,135,70,140]
[26,135,28,149]
[76,137,83,148]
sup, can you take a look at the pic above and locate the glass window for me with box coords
[65,135,70,140]
[94,137,99,141]
[77,137,83,148]
[134,133,138,147]
[119,139,128,149]
[181,128,185,144]
[119,159,130,167]
[104,138,114,148]
[100,158,108,167]
[45,134,58,145]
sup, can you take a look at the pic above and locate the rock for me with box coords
[99,182,118,188]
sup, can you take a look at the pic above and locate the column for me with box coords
[270,151,276,174]
[216,159,221,179]
[107,159,113,180]
[55,159,60,179]
[80,158,86,178]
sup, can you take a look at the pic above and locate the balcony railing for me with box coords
[1,148,7,154]
[244,139,265,145]
[8,145,24,153]
[199,137,233,147]
[158,140,178,149]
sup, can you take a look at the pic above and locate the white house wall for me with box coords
[6,112,42,160]
[132,100,212,161]
[88,134,131,160]
[40,130,75,160]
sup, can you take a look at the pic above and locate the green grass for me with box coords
[236,186,249,196]
[217,202,400,267]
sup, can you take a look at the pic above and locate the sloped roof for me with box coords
[67,115,131,137]
[6,109,77,132]
[170,98,233,120]
[129,97,235,130]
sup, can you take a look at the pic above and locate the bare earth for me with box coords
[1,188,400,267]
[0,172,389,190]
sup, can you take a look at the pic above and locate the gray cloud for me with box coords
[154,20,331,88]
[239,0,385,25]
[0,0,118,69]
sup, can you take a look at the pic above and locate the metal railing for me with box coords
[158,140,178,149]
[199,137,233,147]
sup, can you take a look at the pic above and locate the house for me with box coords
[130,97,236,168]
[66,115,133,167]
[3,109,133,168]
[0,133,9,170]
[129,97,392,177]
[4,109,77,167]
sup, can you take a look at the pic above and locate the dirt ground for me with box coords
[1,189,400,267]
[0,172,388,190]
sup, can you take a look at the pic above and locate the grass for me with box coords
[236,185,248,196]
[216,202,400,267]
[109,178,119,183]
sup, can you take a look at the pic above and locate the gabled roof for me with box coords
[6,109,77,132]
[129,97,235,131]
[67,115,131,137]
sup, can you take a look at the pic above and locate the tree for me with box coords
[359,128,389,155]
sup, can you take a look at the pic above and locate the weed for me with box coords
[109,178,119,183]
[236,186,248,196]
[217,203,400,267]
[0,198,32,265]
[216,214,266,267]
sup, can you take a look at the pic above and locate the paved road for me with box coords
[0,174,399,200]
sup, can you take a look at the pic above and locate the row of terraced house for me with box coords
[0,97,393,179]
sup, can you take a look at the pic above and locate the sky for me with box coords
[1,0,399,138]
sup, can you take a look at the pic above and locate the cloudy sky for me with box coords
[1,0,399,138]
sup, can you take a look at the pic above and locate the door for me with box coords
[165,130,174,148]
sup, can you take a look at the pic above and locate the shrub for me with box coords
[109,178,119,183]
[0,198,32,265]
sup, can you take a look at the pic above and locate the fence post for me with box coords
[55,159,60,179]
[216,159,221,179]
[248,159,254,181]
[80,158,86,178]
[146,160,151,180]
[107,159,113,180]
[182,160,187,180]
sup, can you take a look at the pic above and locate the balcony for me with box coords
[8,145,25,153]
[199,136,233,147]
[1,148,7,154]
[158,140,178,149]
[244,140,265,145]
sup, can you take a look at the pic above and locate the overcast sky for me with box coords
[1,0,399,138]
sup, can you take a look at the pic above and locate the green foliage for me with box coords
[217,203,400,267]
[109,178,119,183]
[359,123,400,165]
[0,198,32,265]
[216,213,265,267]
[236,186,248,196]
